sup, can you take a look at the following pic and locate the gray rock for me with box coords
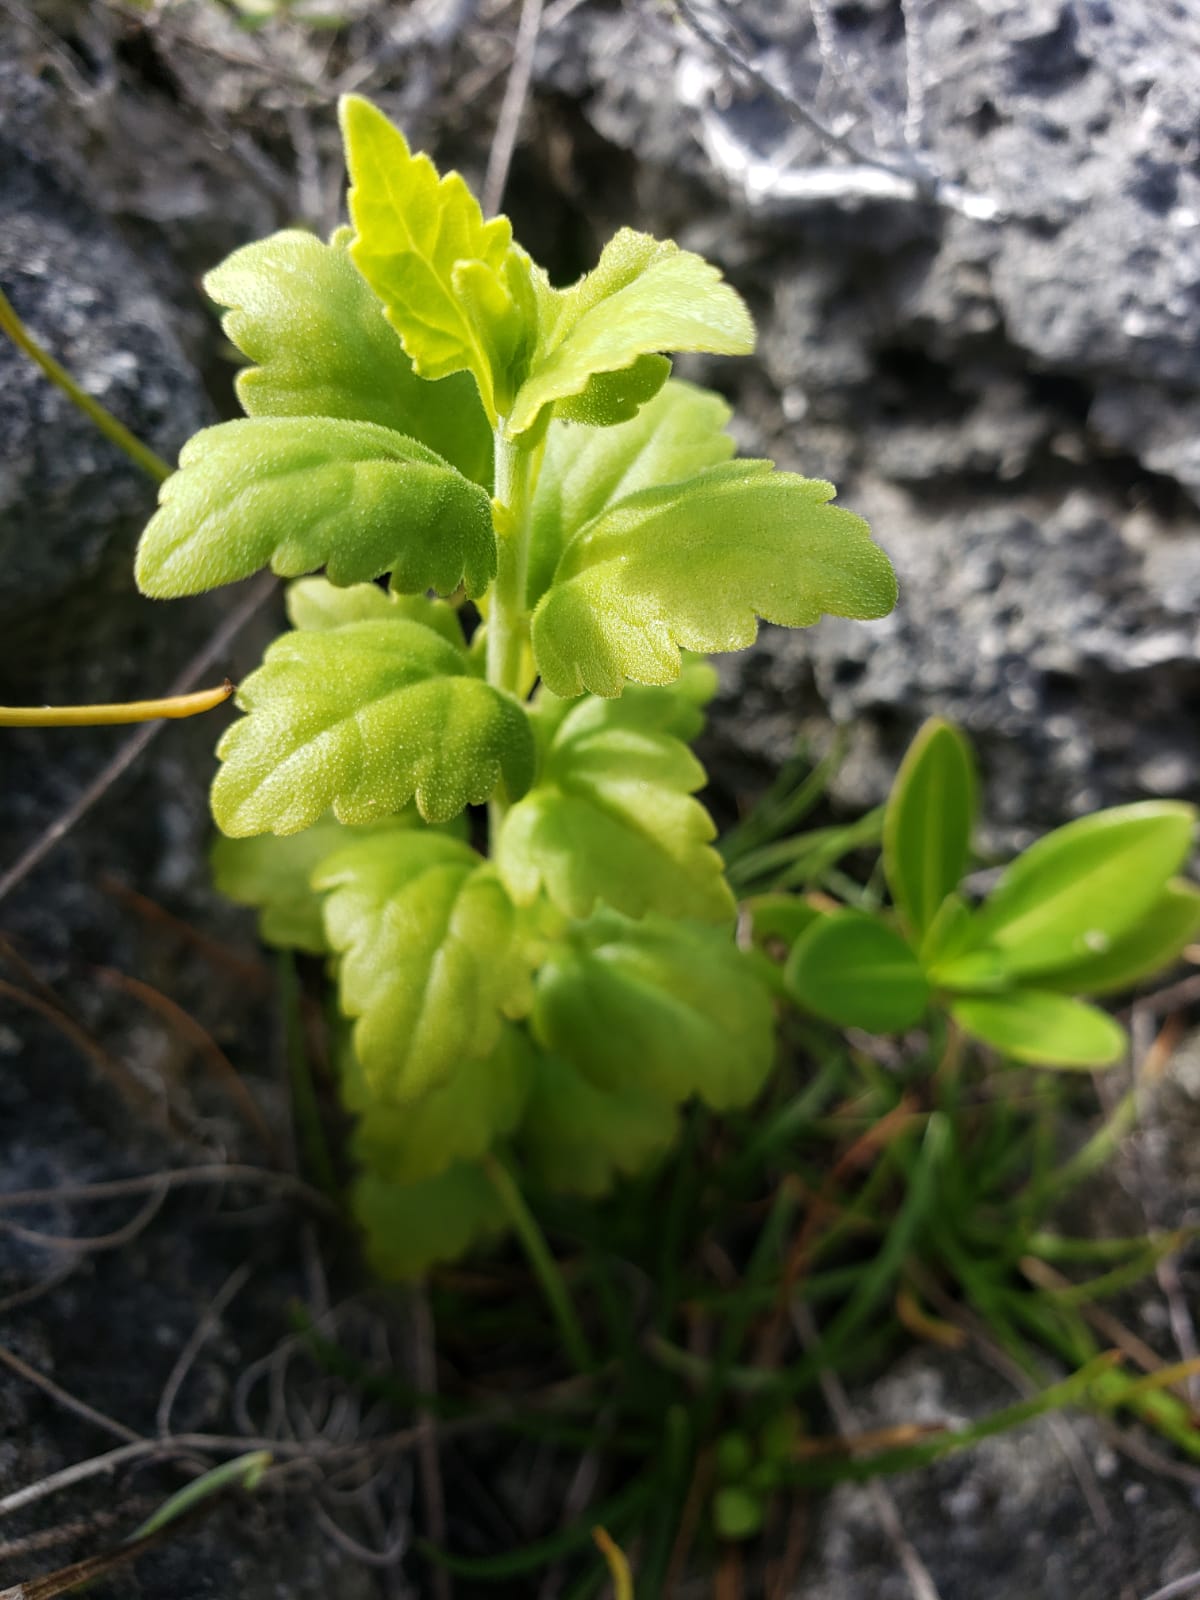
[535,0,1200,838]
[799,1345,1200,1600]
[0,108,210,694]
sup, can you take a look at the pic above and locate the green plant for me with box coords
[776,717,1200,1064]
[133,96,898,1278]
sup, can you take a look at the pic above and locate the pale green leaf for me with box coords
[968,802,1196,978]
[348,1025,534,1185]
[285,575,467,652]
[496,690,734,922]
[526,379,737,608]
[518,1047,679,1198]
[212,617,534,833]
[784,911,930,1033]
[553,354,672,428]
[950,990,1126,1068]
[211,812,414,954]
[135,416,495,600]
[532,911,775,1109]
[316,831,536,1102]
[508,228,755,434]
[340,95,534,423]
[354,1164,505,1280]
[883,718,978,938]
[1037,879,1200,997]
[531,463,897,697]
[203,229,492,485]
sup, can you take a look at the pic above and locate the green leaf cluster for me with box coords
[134,98,899,1277]
[779,718,1200,1067]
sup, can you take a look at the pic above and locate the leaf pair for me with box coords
[339,97,754,435]
[783,719,1200,1066]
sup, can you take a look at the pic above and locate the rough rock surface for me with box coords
[536,0,1200,840]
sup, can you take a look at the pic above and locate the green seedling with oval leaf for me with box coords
[780,718,1200,1067]
[134,97,898,1278]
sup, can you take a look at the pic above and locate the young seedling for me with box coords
[779,718,1200,1066]
[134,96,897,1277]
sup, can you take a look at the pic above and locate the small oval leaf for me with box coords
[784,911,930,1033]
[1036,879,1200,997]
[950,989,1126,1068]
[883,718,977,938]
[969,802,1196,978]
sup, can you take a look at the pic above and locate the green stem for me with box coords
[0,283,172,483]
[485,428,534,697]
[482,1152,594,1374]
[485,424,538,842]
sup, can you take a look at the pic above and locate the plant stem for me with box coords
[0,284,173,484]
[482,1152,594,1374]
[0,681,234,727]
[485,427,534,700]
[485,424,538,842]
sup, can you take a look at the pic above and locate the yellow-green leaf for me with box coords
[526,379,737,609]
[203,229,492,486]
[212,617,534,833]
[317,831,536,1102]
[532,910,774,1108]
[349,1025,534,1185]
[531,463,897,698]
[1036,879,1200,997]
[508,228,755,434]
[968,802,1196,979]
[496,690,734,923]
[340,95,533,424]
[354,1164,505,1280]
[135,416,495,599]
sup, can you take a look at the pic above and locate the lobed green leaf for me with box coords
[966,801,1196,979]
[784,911,930,1033]
[135,416,496,600]
[316,831,536,1103]
[212,616,534,834]
[203,229,492,485]
[508,228,755,434]
[532,910,775,1109]
[531,462,897,697]
[211,812,415,954]
[348,1025,534,1185]
[883,718,978,939]
[496,690,734,922]
[949,989,1126,1069]
[340,95,534,423]
[354,1163,505,1280]
[518,1046,679,1198]
[526,379,737,609]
